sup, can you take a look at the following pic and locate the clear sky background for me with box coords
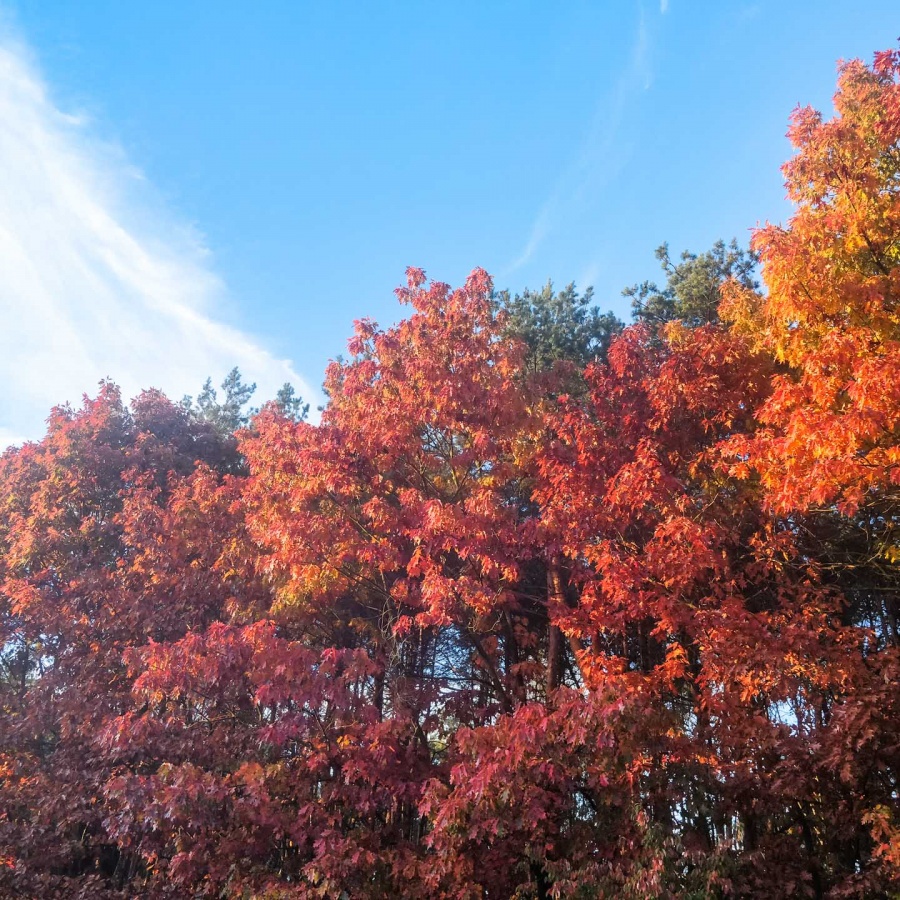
[0,1,897,442]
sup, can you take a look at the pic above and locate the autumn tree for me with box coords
[721,46,900,883]
[0,385,259,896]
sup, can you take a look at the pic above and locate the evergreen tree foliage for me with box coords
[500,281,622,371]
[189,366,258,434]
[626,238,759,328]
[273,382,310,421]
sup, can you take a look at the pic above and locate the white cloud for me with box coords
[660,0,669,14]
[0,31,316,447]
[577,260,602,291]
[502,11,654,278]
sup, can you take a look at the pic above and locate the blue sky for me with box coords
[0,1,898,441]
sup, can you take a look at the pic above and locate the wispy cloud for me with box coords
[502,8,654,278]
[660,0,669,14]
[0,30,316,446]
